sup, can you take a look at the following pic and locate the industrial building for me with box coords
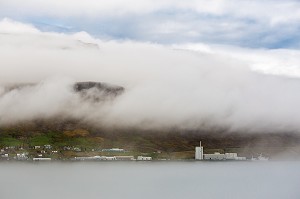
[195,141,246,161]
[195,141,204,160]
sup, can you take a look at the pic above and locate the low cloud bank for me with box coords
[1,19,300,133]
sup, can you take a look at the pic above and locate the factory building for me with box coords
[195,141,246,161]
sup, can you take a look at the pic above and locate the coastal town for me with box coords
[0,145,153,161]
[0,141,268,161]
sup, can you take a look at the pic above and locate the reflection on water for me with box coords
[0,161,299,199]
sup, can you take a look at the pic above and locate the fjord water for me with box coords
[0,161,299,199]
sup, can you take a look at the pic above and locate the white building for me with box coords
[115,156,135,161]
[75,156,93,161]
[235,157,247,161]
[225,153,246,160]
[33,158,51,161]
[251,154,268,161]
[104,156,117,161]
[225,153,238,160]
[44,145,52,149]
[74,156,117,161]
[16,153,28,160]
[195,141,204,160]
[74,156,104,161]
[137,156,152,161]
[102,148,124,152]
[74,155,133,161]
[73,147,81,152]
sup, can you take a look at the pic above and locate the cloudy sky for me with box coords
[1,0,300,132]
[1,0,300,48]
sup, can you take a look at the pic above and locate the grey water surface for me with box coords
[0,161,299,199]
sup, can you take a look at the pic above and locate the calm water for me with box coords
[0,161,299,199]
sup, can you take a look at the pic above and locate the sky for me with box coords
[1,1,300,133]
[1,0,300,48]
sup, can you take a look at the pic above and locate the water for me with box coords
[0,161,299,199]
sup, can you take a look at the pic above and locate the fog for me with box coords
[1,19,300,132]
[0,162,299,199]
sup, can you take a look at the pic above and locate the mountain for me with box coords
[74,81,124,101]
[1,81,300,159]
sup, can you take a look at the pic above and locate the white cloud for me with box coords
[0,18,40,34]
[1,0,300,24]
[1,1,300,47]
[174,44,300,78]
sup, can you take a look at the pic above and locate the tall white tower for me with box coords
[195,141,203,160]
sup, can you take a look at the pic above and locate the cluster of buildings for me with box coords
[0,145,153,161]
[0,145,57,161]
[195,141,247,161]
[1,141,268,162]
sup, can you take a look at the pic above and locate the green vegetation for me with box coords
[29,135,52,146]
[0,137,22,147]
